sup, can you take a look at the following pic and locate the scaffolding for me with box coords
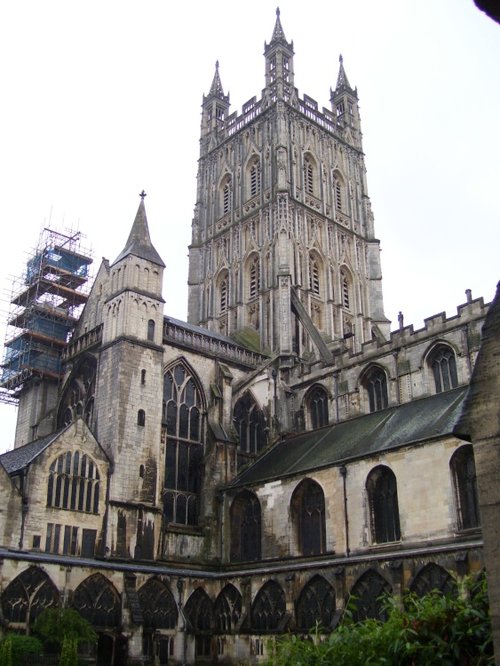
[0,228,93,404]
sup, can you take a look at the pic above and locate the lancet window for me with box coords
[47,451,100,514]
[450,444,480,530]
[366,466,401,544]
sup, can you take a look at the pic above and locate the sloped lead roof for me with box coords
[112,199,165,268]
[232,386,469,487]
[0,428,68,474]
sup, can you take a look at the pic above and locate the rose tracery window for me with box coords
[47,450,100,514]
[163,363,205,526]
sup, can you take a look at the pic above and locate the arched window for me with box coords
[137,409,146,426]
[306,385,329,429]
[350,570,391,622]
[141,369,146,385]
[163,362,205,526]
[221,174,232,216]
[410,563,457,598]
[363,366,388,413]
[251,580,286,632]
[47,451,100,514]
[249,157,261,198]
[248,255,260,300]
[138,578,178,630]
[57,357,96,430]
[217,270,229,315]
[340,270,351,310]
[72,573,121,629]
[230,490,261,562]
[233,392,267,462]
[428,344,458,393]
[309,254,321,296]
[1,567,59,626]
[333,172,345,211]
[147,319,155,341]
[366,466,401,544]
[450,445,480,530]
[291,479,326,556]
[304,154,316,196]
[296,575,336,632]
[185,587,214,658]
[214,584,242,633]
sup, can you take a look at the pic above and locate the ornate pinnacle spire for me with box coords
[208,60,225,99]
[270,6,287,43]
[336,53,353,91]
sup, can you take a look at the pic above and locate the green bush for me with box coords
[0,634,42,665]
[268,575,493,666]
[33,608,97,648]
[59,637,78,666]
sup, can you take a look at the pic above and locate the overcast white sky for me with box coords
[0,0,498,449]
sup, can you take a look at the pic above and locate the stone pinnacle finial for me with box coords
[139,190,147,200]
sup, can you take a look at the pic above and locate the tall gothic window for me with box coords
[428,344,458,393]
[296,575,336,631]
[233,392,267,465]
[363,366,388,413]
[306,385,329,429]
[230,490,261,562]
[1,567,59,625]
[47,451,100,514]
[333,172,345,211]
[291,479,326,556]
[249,157,261,198]
[366,466,401,544]
[218,270,229,315]
[309,254,321,296]
[57,356,96,429]
[350,570,391,622]
[221,175,232,216]
[138,578,178,631]
[163,363,205,526]
[147,319,155,341]
[450,445,480,530]
[304,154,316,196]
[248,254,260,300]
[185,588,214,658]
[251,580,286,632]
[214,584,242,633]
[340,270,351,310]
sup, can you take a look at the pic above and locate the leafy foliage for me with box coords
[268,575,493,666]
[59,637,78,666]
[0,634,42,664]
[33,608,97,647]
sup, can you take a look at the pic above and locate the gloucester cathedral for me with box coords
[0,9,496,666]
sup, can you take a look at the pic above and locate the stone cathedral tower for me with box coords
[188,9,389,362]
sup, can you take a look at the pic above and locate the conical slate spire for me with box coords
[112,194,165,267]
[335,54,353,91]
[208,61,225,99]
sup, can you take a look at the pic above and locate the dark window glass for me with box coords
[307,385,329,429]
[350,570,391,622]
[410,563,457,598]
[450,445,480,530]
[214,584,242,633]
[430,345,458,393]
[47,451,100,514]
[291,479,326,556]
[251,580,286,632]
[230,490,261,562]
[296,575,336,631]
[366,466,401,543]
[364,367,388,412]
[233,392,267,467]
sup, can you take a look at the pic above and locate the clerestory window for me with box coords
[429,344,458,393]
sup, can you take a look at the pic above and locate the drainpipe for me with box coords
[339,465,350,556]
[19,469,28,549]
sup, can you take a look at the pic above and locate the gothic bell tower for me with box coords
[188,9,389,362]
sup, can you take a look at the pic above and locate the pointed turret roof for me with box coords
[208,61,225,98]
[112,194,165,268]
[270,7,287,44]
[335,54,354,92]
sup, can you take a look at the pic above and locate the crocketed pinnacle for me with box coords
[208,60,225,99]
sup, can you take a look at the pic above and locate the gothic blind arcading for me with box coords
[351,570,391,622]
[163,363,204,526]
[450,444,481,530]
[366,465,401,544]
[233,392,267,466]
[47,450,100,514]
[429,344,458,393]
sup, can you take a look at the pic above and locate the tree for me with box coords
[33,608,97,652]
